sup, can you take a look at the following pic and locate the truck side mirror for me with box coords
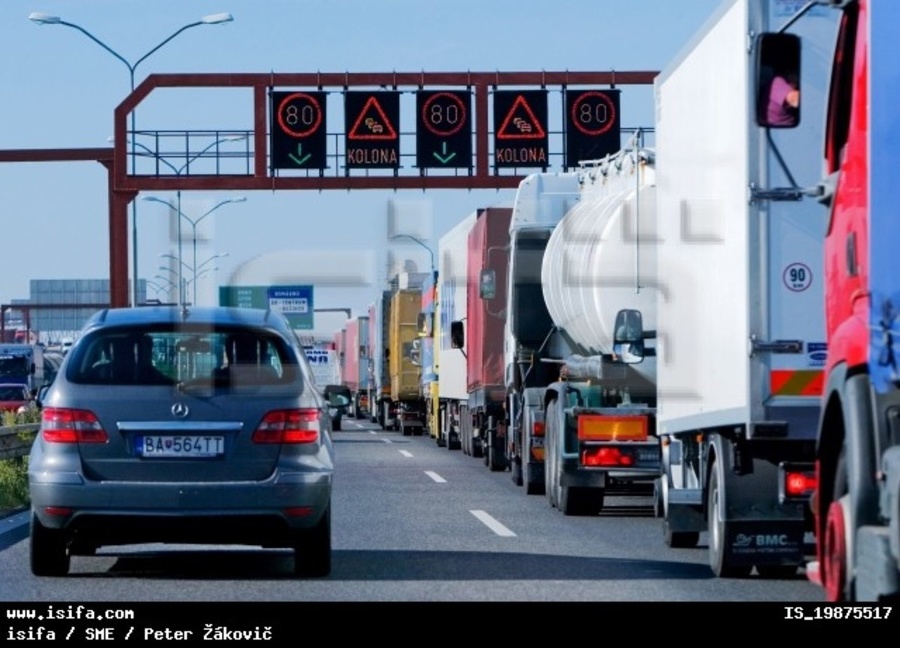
[613,309,644,364]
[479,269,497,299]
[755,32,801,128]
[417,312,433,337]
[613,309,643,343]
[450,321,464,349]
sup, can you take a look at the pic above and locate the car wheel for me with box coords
[294,506,331,578]
[30,513,70,577]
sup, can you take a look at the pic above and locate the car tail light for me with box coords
[581,446,635,467]
[252,409,319,444]
[41,408,108,444]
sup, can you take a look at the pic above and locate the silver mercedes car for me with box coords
[28,306,343,577]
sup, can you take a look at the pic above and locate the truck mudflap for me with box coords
[715,519,809,571]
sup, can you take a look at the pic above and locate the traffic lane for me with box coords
[332,426,824,600]
[0,423,824,601]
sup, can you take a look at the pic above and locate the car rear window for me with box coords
[67,326,301,387]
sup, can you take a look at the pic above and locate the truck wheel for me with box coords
[707,466,751,578]
[755,564,799,579]
[822,451,850,601]
[653,478,665,518]
[524,460,545,495]
[560,486,603,516]
[545,397,559,508]
[30,513,70,577]
[511,458,523,487]
[487,440,504,472]
[663,521,699,548]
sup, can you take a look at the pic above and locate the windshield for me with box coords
[66,326,303,387]
[0,356,29,378]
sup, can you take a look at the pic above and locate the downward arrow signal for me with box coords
[432,142,456,164]
[288,143,312,166]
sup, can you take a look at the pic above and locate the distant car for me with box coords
[28,306,340,577]
[322,384,352,431]
[0,383,34,414]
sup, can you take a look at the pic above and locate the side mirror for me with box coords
[613,309,644,364]
[417,312,433,337]
[755,32,801,128]
[450,320,465,349]
[35,384,50,409]
[613,309,643,343]
[479,269,497,299]
[328,394,350,408]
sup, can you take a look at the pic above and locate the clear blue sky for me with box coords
[0,0,722,333]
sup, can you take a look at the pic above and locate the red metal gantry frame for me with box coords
[1,70,658,308]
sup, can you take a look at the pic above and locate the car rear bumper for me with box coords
[29,469,332,544]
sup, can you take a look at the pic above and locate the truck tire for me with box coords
[707,464,751,578]
[524,459,544,495]
[663,521,699,548]
[822,450,850,601]
[545,397,559,509]
[755,564,799,579]
[511,458,523,487]
[560,486,604,516]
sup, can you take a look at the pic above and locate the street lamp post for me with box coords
[160,251,228,305]
[127,134,244,304]
[391,234,436,277]
[29,11,234,307]
[147,196,245,305]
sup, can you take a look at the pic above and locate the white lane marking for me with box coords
[425,471,446,483]
[470,510,517,537]
[400,450,413,457]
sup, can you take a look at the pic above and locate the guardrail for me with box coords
[0,425,38,460]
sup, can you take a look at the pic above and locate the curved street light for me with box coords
[29,11,234,307]
[390,234,436,277]
[147,194,245,305]
[144,279,173,303]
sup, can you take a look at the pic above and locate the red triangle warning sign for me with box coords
[348,96,398,140]
[497,95,546,140]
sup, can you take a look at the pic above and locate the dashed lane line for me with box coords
[470,510,517,537]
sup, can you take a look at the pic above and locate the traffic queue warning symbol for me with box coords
[345,91,400,168]
[565,88,621,169]
[270,91,328,170]
[416,90,473,169]
[493,90,549,168]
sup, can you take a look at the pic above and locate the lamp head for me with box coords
[28,12,61,25]
[201,12,233,24]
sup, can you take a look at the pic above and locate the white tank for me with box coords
[541,148,657,383]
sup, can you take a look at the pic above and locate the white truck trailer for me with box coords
[435,211,477,450]
[642,0,839,577]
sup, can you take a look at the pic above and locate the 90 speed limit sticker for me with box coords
[783,262,812,292]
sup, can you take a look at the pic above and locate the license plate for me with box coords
[137,435,225,458]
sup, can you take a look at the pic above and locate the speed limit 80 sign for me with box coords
[564,89,621,169]
[270,90,328,170]
[415,90,473,169]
